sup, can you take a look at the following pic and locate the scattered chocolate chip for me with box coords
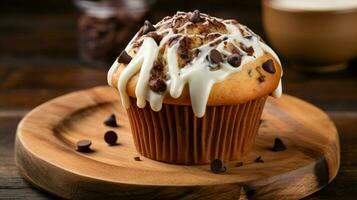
[189,10,202,23]
[272,137,287,152]
[235,162,243,167]
[117,50,132,64]
[134,156,141,161]
[142,20,156,35]
[262,59,276,74]
[227,54,242,68]
[254,156,264,163]
[76,139,92,152]
[210,159,227,173]
[104,114,118,127]
[146,32,163,45]
[149,78,167,93]
[208,49,224,64]
[104,130,118,146]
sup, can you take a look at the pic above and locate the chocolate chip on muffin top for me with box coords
[108,11,283,117]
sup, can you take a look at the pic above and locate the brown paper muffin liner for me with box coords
[126,96,267,165]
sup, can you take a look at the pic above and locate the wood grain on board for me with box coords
[15,86,339,199]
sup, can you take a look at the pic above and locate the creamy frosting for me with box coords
[108,11,283,117]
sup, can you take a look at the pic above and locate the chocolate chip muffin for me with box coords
[108,10,283,164]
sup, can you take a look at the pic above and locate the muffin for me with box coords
[108,10,282,165]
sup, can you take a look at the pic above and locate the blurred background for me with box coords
[0,0,357,199]
[0,0,356,112]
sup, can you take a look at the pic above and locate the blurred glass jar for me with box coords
[74,0,155,65]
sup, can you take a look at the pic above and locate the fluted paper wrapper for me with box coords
[127,96,267,165]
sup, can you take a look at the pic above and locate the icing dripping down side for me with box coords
[108,12,283,117]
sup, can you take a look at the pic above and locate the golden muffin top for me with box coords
[108,11,282,117]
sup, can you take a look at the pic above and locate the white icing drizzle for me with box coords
[108,11,283,117]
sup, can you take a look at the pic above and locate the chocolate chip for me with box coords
[117,50,132,64]
[189,10,202,23]
[272,137,287,152]
[104,114,118,127]
[104,130,118,145]
[227,54,242,68]
[134,156,141,161]
[149,78,167,93]
[262,59,276,74]
[240,43,254,56]
[143,20,156,34]
[254,156,264,163]
[208,49,224,64]
[210,159,226,173]
[235,162,243,167]
[76,139,92,152]
[258,75,265,83]
[146,32,163,45]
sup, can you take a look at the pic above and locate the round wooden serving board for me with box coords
[15,86,340,200]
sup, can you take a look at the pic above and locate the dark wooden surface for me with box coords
[0,0,356,199]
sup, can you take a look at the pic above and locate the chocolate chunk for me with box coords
[143,20,156,34]
[240,43,254,56]
[227,54,242,68]
[104,130,118,145]
[134,156,141,161]
[254,156,264,163]
[272,137,287,152]
[235,162,243,167]
[104,114,118,127]
[210,159,227,173]
[262,59,276,74]
[146,32,163,45]
[76,139,92,152]
[258,75,265,83]
[117,50,132,64]
[189,10,202,23]
[208,49,224,64]
[149,78,167,93]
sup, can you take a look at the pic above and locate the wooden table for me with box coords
[0,0,356,199]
